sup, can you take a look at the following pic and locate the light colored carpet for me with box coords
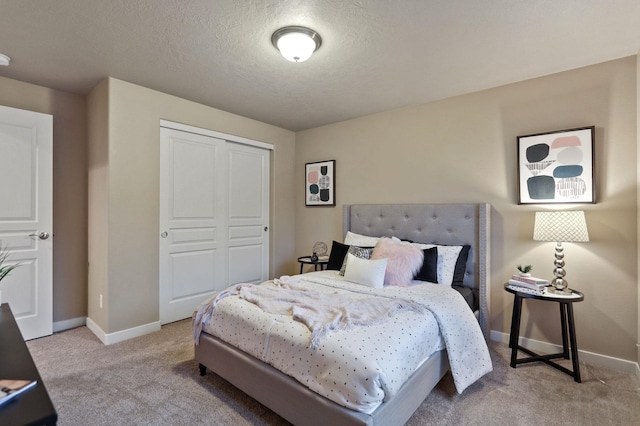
[26,320,640,425]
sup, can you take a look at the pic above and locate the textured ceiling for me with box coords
[1,0,639,131]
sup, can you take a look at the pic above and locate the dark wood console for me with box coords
[0,303,57,425]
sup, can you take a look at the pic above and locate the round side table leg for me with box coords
[559,303,569,359]
[566,303,582,383]
[509,295,523,367]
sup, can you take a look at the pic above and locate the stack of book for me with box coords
[508,275,548,293]
[0,379,37,406]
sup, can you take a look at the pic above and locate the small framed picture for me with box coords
[517,126,595,204]
[305,160,335,206]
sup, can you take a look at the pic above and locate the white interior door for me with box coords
[159,128,227,324]
[227,142,269,284]
[0,105,53,340]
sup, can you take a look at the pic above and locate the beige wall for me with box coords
[87,79,109,328]
[88,77,296,333]
[295,57,638,362]
[637,52,640,365]
[0,76,88,324]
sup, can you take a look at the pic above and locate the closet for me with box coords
[159,123,271,324]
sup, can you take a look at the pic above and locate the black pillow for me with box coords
[327,241,350,271]
[452,245,471,285]
[414,247,438,283]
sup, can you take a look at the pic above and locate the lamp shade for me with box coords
[271,26,321,62]
[533,211,589,242]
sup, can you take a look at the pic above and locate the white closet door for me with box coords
[159,127,270,324]
[0,105,53,340]
[159,128,227,324]
[227,142,270,285]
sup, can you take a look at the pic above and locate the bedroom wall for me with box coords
[637,52,640,366]
[294,57,638,364]
[87,79,109,329]
[0,76,88,327]
[87,77,296,335]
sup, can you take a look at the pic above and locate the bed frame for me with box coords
[196,203,491,426]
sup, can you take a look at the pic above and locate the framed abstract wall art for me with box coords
[305,160,335,206]
[517,126,595,204]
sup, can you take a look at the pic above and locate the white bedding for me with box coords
[193,270,492,414]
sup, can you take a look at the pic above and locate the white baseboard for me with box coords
[86,317,161,345]
[491,330,640,380]
[53,316,86,333]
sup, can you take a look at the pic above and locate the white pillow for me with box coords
[344,231,380,247]
[408,242,463,286]
[343,253,388,288]
[434,245,463,286]
[339,246,373,276]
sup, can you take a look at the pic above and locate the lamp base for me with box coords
[549,243,572,294]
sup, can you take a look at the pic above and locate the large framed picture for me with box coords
[517,126,595,204]
[305,160,335,206]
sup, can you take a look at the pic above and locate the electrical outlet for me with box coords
[99,294,103,309]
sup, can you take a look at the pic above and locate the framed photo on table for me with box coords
[305,160,335,206]
[517,126,595,204]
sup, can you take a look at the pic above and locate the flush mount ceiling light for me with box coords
[0,53,10,66]
[271,26,322,63]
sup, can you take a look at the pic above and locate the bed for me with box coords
[194,203,491,426]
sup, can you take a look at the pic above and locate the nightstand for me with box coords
[297,256,329,274]
[504,283,584,382]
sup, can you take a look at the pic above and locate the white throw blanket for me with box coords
[296,273,493,395]
[194,272,492,407]
[194,276,425,348]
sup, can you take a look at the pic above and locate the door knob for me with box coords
[161,232,168,238]
[29,232,50,240]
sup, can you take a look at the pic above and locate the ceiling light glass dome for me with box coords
[271,26,322,63]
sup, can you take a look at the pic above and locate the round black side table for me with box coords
[297,256,329,274]
[504,283,584,382]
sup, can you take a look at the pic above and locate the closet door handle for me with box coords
[161,232,168,238]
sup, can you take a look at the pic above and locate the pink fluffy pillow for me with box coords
[371,238,424,287]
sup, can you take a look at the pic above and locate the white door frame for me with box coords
[160,120,273,151]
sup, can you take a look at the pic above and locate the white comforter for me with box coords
[193,271,492,414]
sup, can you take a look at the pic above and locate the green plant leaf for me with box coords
[516,264,532,273]
[0,244,21,282]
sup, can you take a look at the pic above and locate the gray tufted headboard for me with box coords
[343,203,491,338]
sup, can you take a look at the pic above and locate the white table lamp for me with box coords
[533,211,589,294]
